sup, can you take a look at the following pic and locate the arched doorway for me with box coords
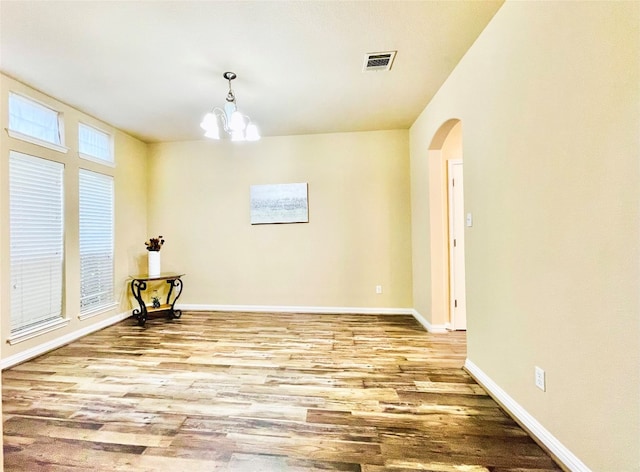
[428,119,466,330]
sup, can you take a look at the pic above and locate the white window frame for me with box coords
[8,151,68,343]
[79,169,116,317]
[78,122,114,166]
[7,92,68,153]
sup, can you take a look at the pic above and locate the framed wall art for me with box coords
[250,182,309,225]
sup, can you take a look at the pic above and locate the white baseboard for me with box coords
[178,304,453,334]
[1,310,133,370]
[0,305,451,370]
[464,359,590,472]
[177,303,414,316]
[410,309,449,333]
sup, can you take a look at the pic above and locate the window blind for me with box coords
[9,93,61,145]
[79,123,112,163]
[79,169,114,312]
[9,151,64,333]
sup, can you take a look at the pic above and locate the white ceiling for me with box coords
[0,1,503,143]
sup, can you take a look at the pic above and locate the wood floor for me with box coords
[3,312,561,471]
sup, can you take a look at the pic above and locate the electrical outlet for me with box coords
[535,366,546,391]
[376,285,383,294]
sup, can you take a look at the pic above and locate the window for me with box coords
[79,169,114,313]
[9,151,64,334]
[78,123,113,164]
[8,93,64,150]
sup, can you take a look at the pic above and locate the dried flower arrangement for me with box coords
[145,235,165,252]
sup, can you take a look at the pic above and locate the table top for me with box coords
[130,272,185,282]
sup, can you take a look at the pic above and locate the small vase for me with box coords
[148,251,161,276]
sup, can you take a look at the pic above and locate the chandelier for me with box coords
[200,71,260,141]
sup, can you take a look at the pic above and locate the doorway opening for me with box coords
[428,119,467,331]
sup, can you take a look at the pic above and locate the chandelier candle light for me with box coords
[200,72,260,142]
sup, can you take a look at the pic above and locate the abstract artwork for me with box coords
[250,183,309,224]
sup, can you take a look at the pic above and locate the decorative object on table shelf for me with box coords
[152,289,161,308]
[200,71,260,142]
[145,235,164,276]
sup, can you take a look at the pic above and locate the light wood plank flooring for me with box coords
[3,312,561,471]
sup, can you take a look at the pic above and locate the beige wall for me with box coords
[0,73,148,363]
[410,1,639,470]
[147,130,412,310]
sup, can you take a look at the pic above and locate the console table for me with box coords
[130,272,185,327]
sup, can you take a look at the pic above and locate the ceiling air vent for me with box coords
[363,51,396,72]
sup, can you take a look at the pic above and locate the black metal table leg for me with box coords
[167,278,183,319]
[131,279,148,327]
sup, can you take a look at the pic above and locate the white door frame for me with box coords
[448,159,467,330]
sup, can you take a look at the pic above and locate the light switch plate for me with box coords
[535,366,546,391]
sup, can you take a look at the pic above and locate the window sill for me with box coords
[79,152,115,168]
[6,129,69,154]
[8,317,70,345]
[78,302,118,321]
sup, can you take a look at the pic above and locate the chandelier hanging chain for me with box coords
[224,71,236,103]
